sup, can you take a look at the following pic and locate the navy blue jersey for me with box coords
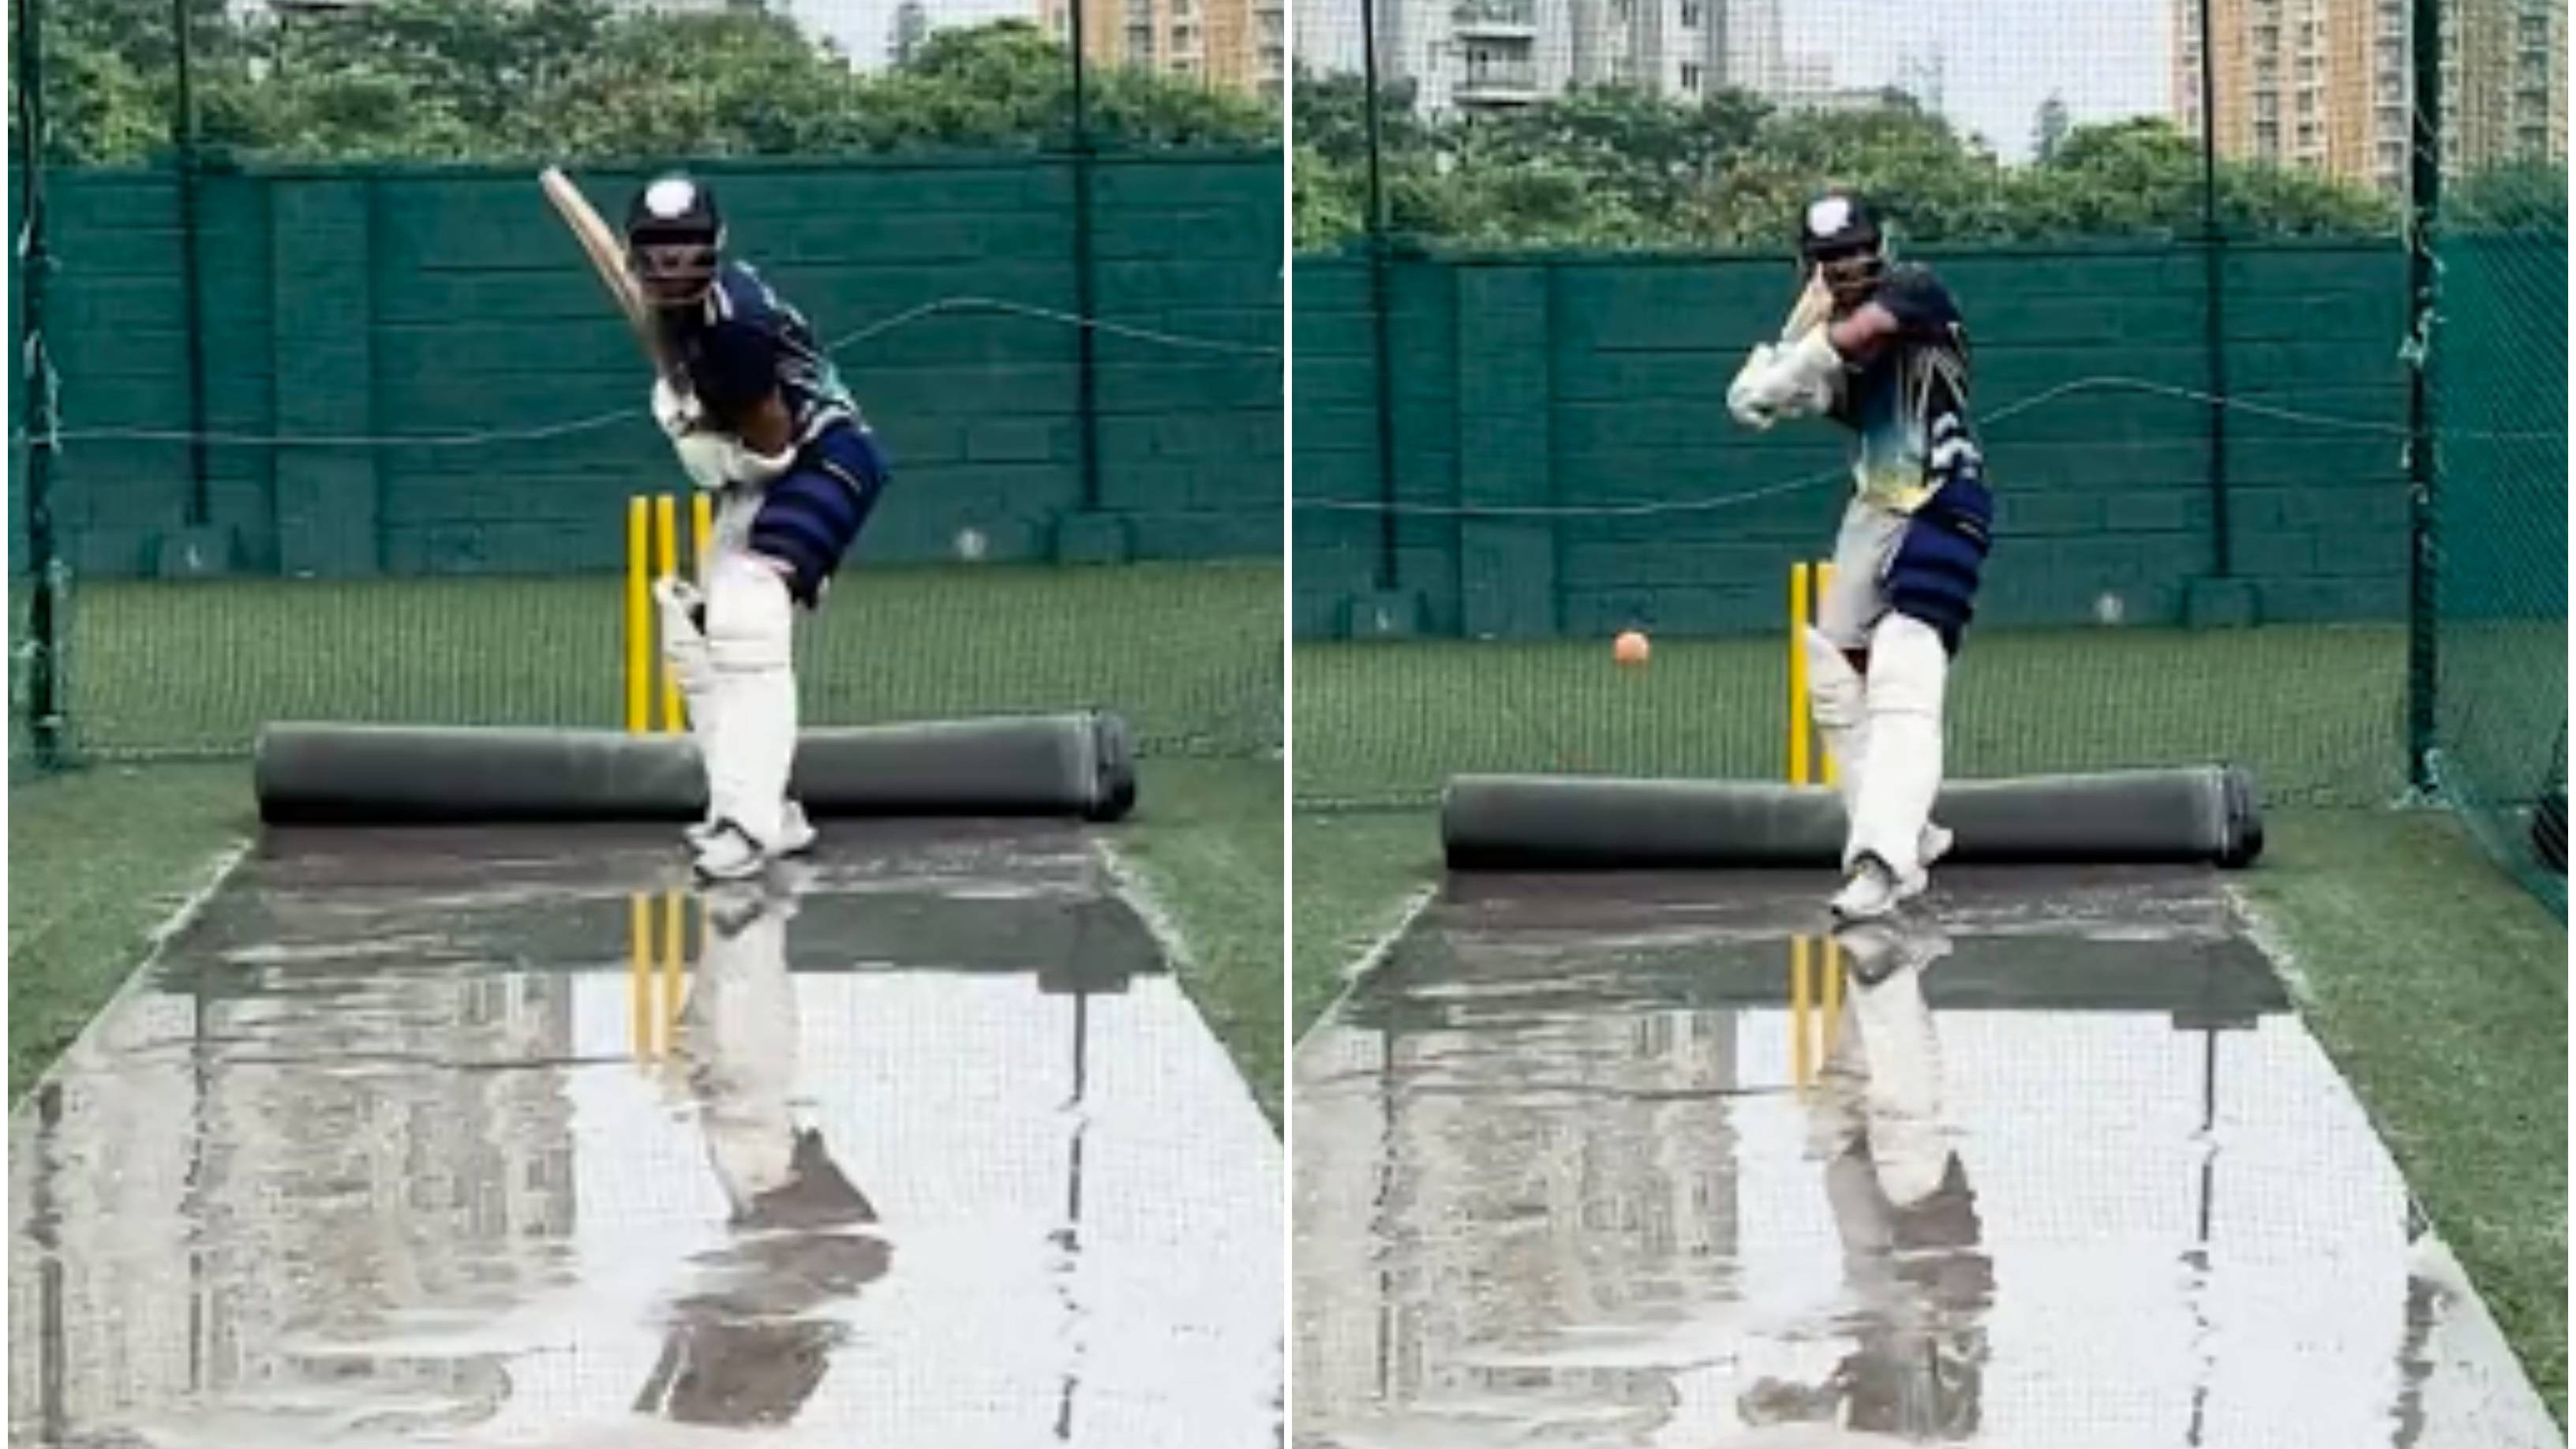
[658,261,859,447]
[1829,264,1978,511]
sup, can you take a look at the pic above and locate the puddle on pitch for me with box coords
[1292,881,2558,1449]
[11,826,1280,1448]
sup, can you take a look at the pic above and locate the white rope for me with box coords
[22,294,1277,451]
[1294,373,2559,519]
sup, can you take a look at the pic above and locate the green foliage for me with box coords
[2447,159,2571,234]
[34,3,1274,164]
[1293,82,2403,250]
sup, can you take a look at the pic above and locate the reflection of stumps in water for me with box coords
[1788,934,1846,1091]
[629,889,698,1064]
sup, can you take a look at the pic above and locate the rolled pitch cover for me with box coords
[1443,764,2262,871]
[256,713,1136,825]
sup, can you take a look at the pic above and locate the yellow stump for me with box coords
[624,499,650,734]
[654,496,683,733]
[1788,564,1812,784]
[691,492,713,588]
[1788,560,1843,788]
[1815,562,1838,789]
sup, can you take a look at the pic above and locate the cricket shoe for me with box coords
[1921,822,1954,867]
[687,801,817,858]
[1829,852,1927,923]
[691,820,770,882]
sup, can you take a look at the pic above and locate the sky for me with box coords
[1789,0,2172,162]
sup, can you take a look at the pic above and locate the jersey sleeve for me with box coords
[1874,267,1962,341]
[685,319,780,429]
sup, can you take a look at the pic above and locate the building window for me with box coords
[1680,61,1702,92]
[1679,0,1701,27]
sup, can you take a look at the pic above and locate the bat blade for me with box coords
[540,167,674,379]
[1780,269,1832,342]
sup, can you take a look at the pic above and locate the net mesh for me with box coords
[10,0,1284,771]
[2426,55,2569,912]
[1291,0,2567,915]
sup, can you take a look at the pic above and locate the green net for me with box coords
[10,0,1284,773]
[2427,183,2569,904]
[1292,0,2567,915]
[53,563,1279,762]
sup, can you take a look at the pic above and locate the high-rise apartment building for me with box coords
[1298,0,1838,118]
[2176,0,2566,194]
[1048,0,1284,99]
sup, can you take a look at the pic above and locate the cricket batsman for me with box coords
[1726,193,1994,920]
[627,174,892,880]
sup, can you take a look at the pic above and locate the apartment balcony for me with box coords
[1455,56,1542,103]
[1452,0,1537,39]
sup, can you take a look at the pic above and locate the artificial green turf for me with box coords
[1288,802,2570,1421]
[2240,808,2568,1422]
[8,762,257,1096]
[51,561,1281,762]
[1289,807,1437,1035]
[1295,623,2406,809]
[1110,757,1286,1126]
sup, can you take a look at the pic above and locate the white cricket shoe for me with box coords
[691,820,769,882]
[1830,852,1926,922]
[686,801,816,857]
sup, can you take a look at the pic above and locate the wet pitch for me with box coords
[1292,868,2559,1449]
[12,822,1280,1448]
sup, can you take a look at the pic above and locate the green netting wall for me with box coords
[13,153,1283,766]
[2428,226,2570,913]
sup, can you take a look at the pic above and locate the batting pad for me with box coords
[1443,765,2263,871]
[255,713,1136,825]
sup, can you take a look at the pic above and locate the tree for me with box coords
[1286,82,2398,249]
[2031,92,2069,163]
[30,5,1274,163]
[2446,159,2570,233]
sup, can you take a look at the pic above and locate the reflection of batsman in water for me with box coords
[1742,922,1992,1440]
[634,878,889,1429]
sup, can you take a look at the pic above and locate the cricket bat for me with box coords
[1780,267,1833,343]
[539,166,677,381]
